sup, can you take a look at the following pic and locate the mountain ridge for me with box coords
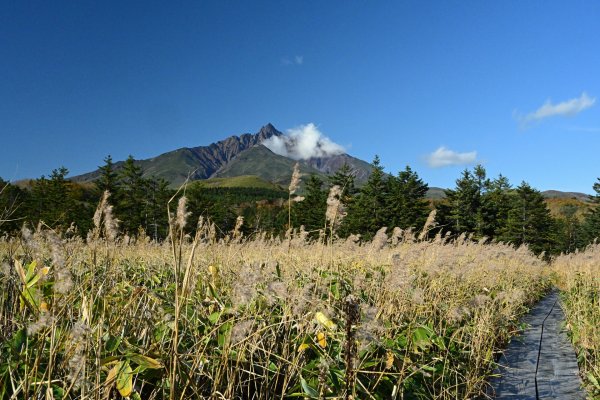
[68,123,593,200]
[71,124,284,186]
[70,123,375,188]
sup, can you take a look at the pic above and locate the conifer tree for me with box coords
[385,166,430,230]
[479,174,512,237]
[96,155,119,194]
[444,169,480,234]
[145,177,172,240]
[342,156,388,239]
[117,156,146,233]
[500,182,554,254]
[28,167,78,228]
[292,174,327,233]
[581,177,600,244]
[329,163,357,201]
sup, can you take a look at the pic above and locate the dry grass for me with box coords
[554,244,600,397]
[0,220,553,399]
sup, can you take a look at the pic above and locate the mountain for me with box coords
[71,123,376,188]
[212,145,326,185]
[71,123,284,186]
[303,154,374,183]
[190,175,285,190]
[423,188,591,202]
[541,190,590,202]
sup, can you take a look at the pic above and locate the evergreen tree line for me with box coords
[1,154,600,255]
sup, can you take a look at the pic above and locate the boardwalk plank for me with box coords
[488,290,586,399]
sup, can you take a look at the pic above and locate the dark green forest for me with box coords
[1,155,599,256]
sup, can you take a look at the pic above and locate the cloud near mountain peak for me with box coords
[263,123,345,160]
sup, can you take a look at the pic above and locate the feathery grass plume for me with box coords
[390,227,403,246]
[103,203,118,241]
[371,227,388,250]
[288,162,302,231]
[326,185,346,233]
[66,322,90,391]
[403,227,415,243]
[176,196,191,230]
[232,216,244,241]
[27,312,55,336]
[230,319,255,344]
[418,209,437,241]
[289,162,302,195]
[92,190,119,241]
[21,224,42,259]
[231,263,261,309]
[92,191,108,231]
[46,230,74,294]
[357,305,382,352]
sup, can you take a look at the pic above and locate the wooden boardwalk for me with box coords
[488,290,586,399]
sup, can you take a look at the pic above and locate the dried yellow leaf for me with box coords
[385,351,394,370]
[315,312,337,330]
[298,343,310,352]
[317,331,327,348]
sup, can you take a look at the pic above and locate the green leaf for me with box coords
[25,260,37,282]
[301,378,319,398]
[129,354,163,370]
[10,329,26,353]
[22,286,40,309]
[105,335,121,352]
[130,392,142,400]
[587,372,599,389]
[208,311,221,325]
[116,361,133,397]
[412,326,434,352]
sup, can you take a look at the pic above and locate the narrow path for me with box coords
[489,290,586,399]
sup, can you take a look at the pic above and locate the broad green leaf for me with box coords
[301,378,319,398]
[587,372,599,389]
[412,326,434,352]
[208,311,221,325]
[131,392,142,400]
[105,336,121,352]
[116,361,133,397]
[11,329,26,353]
[129,354,163,370]
[26,260,37,282]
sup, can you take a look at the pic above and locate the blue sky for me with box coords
[1,1,599,193]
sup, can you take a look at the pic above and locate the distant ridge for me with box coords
[424,188,591,201]
[69,123,592,199]
[71,124,284,186]
[70,123,376,188]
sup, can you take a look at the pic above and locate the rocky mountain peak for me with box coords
[256,123,282,141]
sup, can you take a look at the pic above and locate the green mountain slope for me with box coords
[191,175,284,190]
[71,124,283,187]
[213,145,327,185]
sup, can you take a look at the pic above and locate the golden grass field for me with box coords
[0,195,598,399]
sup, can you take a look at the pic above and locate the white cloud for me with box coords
[263,123,345,160]
[294,55,304,65]
[518,92,596,125]
[426,146,478,168]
